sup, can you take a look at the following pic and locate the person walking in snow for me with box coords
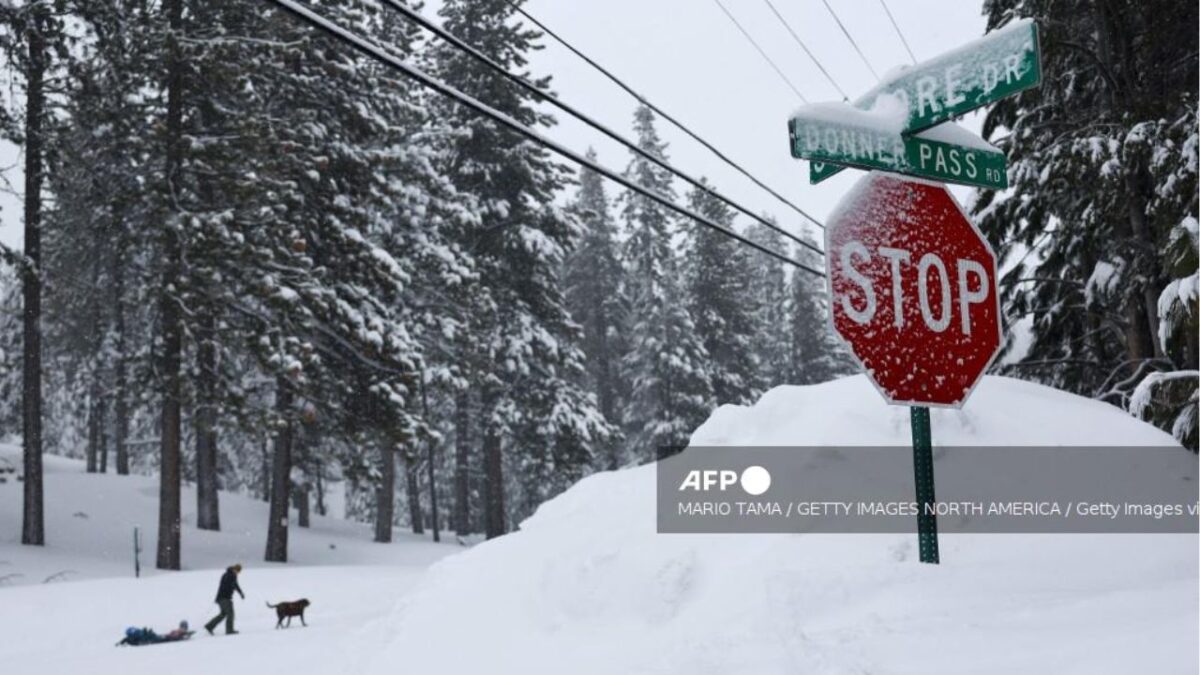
[204,564,245,635]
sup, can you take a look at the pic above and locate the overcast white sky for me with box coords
[0,0,989,251]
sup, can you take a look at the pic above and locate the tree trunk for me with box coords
[98,407,108,474]
[314,463,326,517]
[265,380,293,563]
[405,450,424,535]
[21,4,47,547]
[113,216,129,476]
[86,391,99,473]
[195,312,220,531]
[482,390,506,539]
[421,377,438,541]
[156,0,185,571]
[294,484,310,528]
[453,389,470,535]
[260,436,270,502]
[374,443,395,543]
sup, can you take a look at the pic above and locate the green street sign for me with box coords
[788,111,1007,190]
[811,18,1039,184]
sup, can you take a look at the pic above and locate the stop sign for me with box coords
[825,173,1001,407]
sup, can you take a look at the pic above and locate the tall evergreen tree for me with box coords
[620,105,712,459]
[565,150,628,470]
[787,244,851,385]
[976,0,1198,447]
[746,221,792,390]
[685,182,761,406]
[432,0,607,535]
[0,0,66,546]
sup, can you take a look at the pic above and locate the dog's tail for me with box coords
[265,602,276,609]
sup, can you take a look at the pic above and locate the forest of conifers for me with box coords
[0,0,1194,569]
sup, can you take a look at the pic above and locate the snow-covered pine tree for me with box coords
[431,0,607,535]
[564,150,629,470]
[976,0,1198,448]
[0,0,68,547]
[620,105,713,460]
[787,243,850,385]
[745,220,792,390]
[685,181,761,405]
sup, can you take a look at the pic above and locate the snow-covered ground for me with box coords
[368,375,1199,675]
[1,375,1197,674]
[0,444,455,675]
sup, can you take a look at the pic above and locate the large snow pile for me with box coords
[366,375,1198,675]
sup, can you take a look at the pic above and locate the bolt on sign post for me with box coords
[789,18,1039,564]
[823,174,1003,564]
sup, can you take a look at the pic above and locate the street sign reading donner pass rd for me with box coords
[788,111,1008,190]
[785,18,1042,565]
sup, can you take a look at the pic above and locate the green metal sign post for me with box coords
[909,407,939,564]
[811,18,1040,184]
[788,114,1007,190]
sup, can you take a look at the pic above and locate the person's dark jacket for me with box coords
[215,568,244,602]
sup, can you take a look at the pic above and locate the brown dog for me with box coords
[266,599,310,628]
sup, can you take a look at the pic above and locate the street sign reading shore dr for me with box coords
[825,173,1002,407]
[811,18,1040,184]
[788,112,1007,190]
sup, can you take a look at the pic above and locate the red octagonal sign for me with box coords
[825,173,1002,408]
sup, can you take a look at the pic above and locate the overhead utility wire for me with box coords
[819,0,879,79]
[761,0,849,100]
[261,0,825,278]
[506,2,827,232]
[877,0,918,64]
[711,0,809,103]
[378,0,821,257]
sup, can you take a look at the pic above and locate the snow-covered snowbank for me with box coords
[367,375,1198,675]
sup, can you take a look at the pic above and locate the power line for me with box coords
[878,0,918,65]
[819,0,879,80]
[377,0,821,257]
[761,0,849,100]
[261,0,825,278]
[710,0,809,104]
[505,2,827,232]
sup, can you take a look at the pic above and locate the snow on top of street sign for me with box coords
[914,121,998,152]
[852,18,1039,132]
[791,92,908,134]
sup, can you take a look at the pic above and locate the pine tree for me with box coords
[787,244,851,385]
[565,150,628,470]
[976,0,1198,447]
[620,105,712,459]
[745,221,792,390]
[432,0,607,534]
[685,182,761,406]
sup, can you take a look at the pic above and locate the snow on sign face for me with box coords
[825,173,1001,408]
